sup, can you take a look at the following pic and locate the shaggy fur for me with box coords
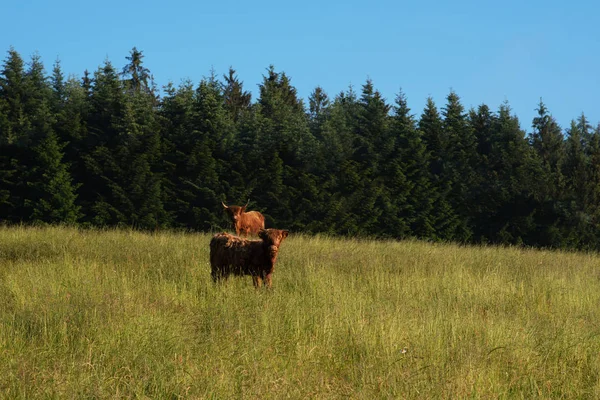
[210,228,289,288]
[222,202,266,237]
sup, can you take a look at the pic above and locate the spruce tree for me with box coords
[530,99,565,200]
[222,67,251,124]
[561,119,592,247]
[441,91,477,241]
[121,47,154,95]
[312,89,357,233]
[84,60,128,226]
[529,100,567,247]
[472,103,536,244]
[586,127,600,248]
[21,53,80,223]
[418,97,461,240]
[385,90,436,238]
[0,48,27,221]
[26,131,81,223]
[160,80,196,228]
[253,66,318,230]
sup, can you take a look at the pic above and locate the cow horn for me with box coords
[221,201,228,209]
[244,199,249,208]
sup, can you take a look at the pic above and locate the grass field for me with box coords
[1,226,599,398]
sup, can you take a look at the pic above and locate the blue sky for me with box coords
[2,0,598,130]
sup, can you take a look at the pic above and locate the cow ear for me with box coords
[258,229,267,240]
[281,230,289,239]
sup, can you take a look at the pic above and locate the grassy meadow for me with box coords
[1,226,600,398]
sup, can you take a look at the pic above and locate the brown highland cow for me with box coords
[222,201,265,237]
[209,228,289,288]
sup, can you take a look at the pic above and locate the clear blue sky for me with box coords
[2,0,598,131]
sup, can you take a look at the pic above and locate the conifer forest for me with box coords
[1,47,599,250]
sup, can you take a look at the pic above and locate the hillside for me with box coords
[1,226,599,398]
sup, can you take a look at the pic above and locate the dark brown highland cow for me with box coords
[222,201,265,236]
[210,228,289,288]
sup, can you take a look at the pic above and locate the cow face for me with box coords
[222,201,248,224]
[223,205,244,223]
[259,229,289,261]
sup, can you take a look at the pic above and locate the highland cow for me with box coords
[222,201,265,237]
[209,228,289,288]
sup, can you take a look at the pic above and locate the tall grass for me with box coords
[1,226,599,398]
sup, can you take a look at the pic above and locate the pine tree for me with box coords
[0,48,28,221]
[419,97,445,177]
[586,127,600,248]
[222,67,251,124]
[121,47,154,95]
[26,131,81,223]
[185,76,230,230]
[564,119,587,208]
[118,90,167,229]
[312,89,357,233]
[160,80,195,227]
[468,104,495,242]
[83,60,127,226]
[20,53,80,223]
[83,55,168,229]
[530,99,565,200]
[308,86,330,140]
[252,66,318,229]
[472,103,537,244]
[441,91,477,241]
[384,90,436,238]
[529,100,567,247]
[418,97,461,240]
[560,119,593,247]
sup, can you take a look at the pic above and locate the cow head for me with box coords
[259,228,289,262]
[222,200,248,224]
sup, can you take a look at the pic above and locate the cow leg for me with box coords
[211,268,219,282]
[252,275,263,288]
[264,273,273,288]
[211,267,227,283]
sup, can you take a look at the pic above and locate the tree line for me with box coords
[1,46,600,250]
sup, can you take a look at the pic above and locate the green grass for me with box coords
[1,226,600,398]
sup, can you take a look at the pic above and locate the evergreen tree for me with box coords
[159,80,196,228]
[418,97,461,240]
[384,90,436,238]
[577,112,593,150]
[312,88,357,233]
[351,80,391,235]
[419,97,445,177]
[441,91,478,241]
[529,100,567,247]
[0,48,28,221]
[586,127,600,248]
[252,66,318,230]
[121,47,153,95]
[561,119,593,247]
[308,86,330,140]
[118,88,167,229]
[25,131,81,223]
[564,119,587,209]
[84,55,168,229]
[84,60,127,225]
[222,67,251,124]
[16,52,80,223]
[184,76,230,230]
[471,103,537,244]
[530,99,565,200]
